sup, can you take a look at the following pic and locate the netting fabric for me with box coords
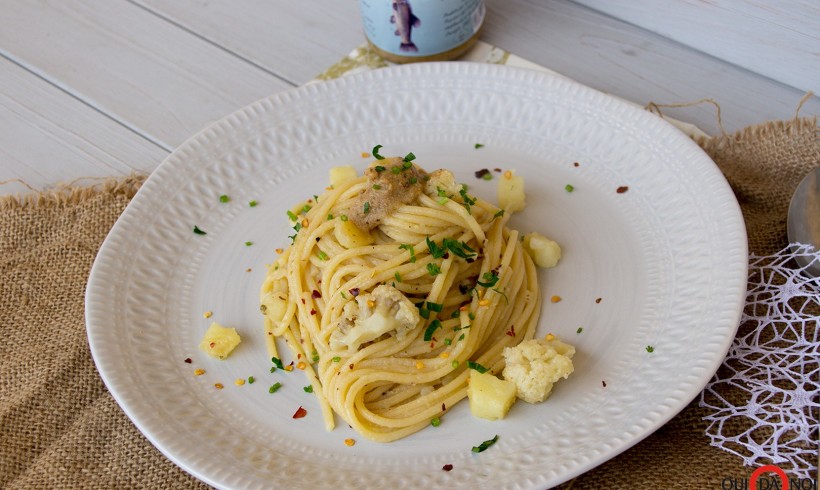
[700,244,819,479]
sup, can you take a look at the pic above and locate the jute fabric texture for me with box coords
[1,117,816,489]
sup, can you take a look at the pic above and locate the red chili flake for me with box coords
[442,464,453,471]
[602,380,607,387]
[297,353,302,359]
[184,358,192,364]
[349,288,360,297]
[293,406,307,419]
[506,325,516,337]
[209,342,216,348]
[349,364,354,369]
[493,168,501,173]
[573,162,580,167]
[595,297,602,304]
[441,403,446,411]
[474,168,491,179]
[616,186,629,194]
[301,298,306,304]
[310,309,317,315]
[312,290,322,299]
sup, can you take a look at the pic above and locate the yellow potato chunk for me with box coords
[468,370,517,420]
[334,219,374,248]
[497,172,526,212]
[199,322,241,360]
[329,165,358,187]
[523,232,562,268]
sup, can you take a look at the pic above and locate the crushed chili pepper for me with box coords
[617,186,629,194]
[602,380,607,387]
[311,290,322,299]
[442,464,454,471]
[184,358,192,364]
[474,168,491,179]
[293,406,307,419]
[595,297,602,304]
[348,288,360,297]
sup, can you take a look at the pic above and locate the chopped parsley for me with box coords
[303,385,314,393]
[646,345,655,353]
[268,382,282,394]
[431,417,441,427]
[372,144,385,160]
[459,186,476,213]
[442,238,476,259]
[565,184,575,193]
[193,225,207,235]
[270,357,284,370]
[399,243,416,263]
[287,210,298,221]
[477,271,500,288]
[426,236,447,259]
[374,165,386,172]
[219,194,230,203]
[332,356,341,362]
[249,200,258,207]
[363,202,371,214]
[493,209,505,220]
[467,361,488,373]
[474,143,484,149]
[244,241,253,246]
[472,435,498,453]
[340,214,348,222]
[403,152,416,163]
[372,184,382,190]
[311,350,320,362]
[394,271,402,282]
[423,319,442,341]
[317,251,329,261]
[577,327,584,334]
[427,263,442,276]
[426,301,443,312]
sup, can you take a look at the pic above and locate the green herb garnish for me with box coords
[271,357,284,370]
[474,143,484,149]
[565,184,575,193]
[374,165,386,172]
[303,385,314,393]
[332,356,341,362]
[340,214,348,221]
[219,194,230,203]
[427,263,441,276]
[193,225,207,235]
[363,201,371,214]
[493,209,505,220]
[472,435,499,453]
[312,350,319,362]
[399,243,416,263]
[249,200,258,207]
[426,236,447,259]
[287,210,298,221]
[372,184,382,190]
[403,152,416,163]
[372,144,385,160]
[268,382,282,394]
[247,376,255,384]
[477,271,499,288]
[431,417,441,427]
[442,238,476,259]
[317,251,329,261]
[394,271,402,282]
[646,345,655,353]
[423,319,442,341]
[467,361,488,373]
[577,327,583,334]
[426,301,443,312]
[244,241,253,246]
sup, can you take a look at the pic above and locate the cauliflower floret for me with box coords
[329,285,420,351]
[424,169,461,198]
[502,336,575,403]
[522,232,562,268]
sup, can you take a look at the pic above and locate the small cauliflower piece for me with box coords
[334,219,375,248]
[329,165,358,187]
[498,171,526,212]
[423,169,461,198]
[330,285,420,351]
[502,337,575,403]
[199,322,242,360]
[523,232,562,268]
[468,370,518,420]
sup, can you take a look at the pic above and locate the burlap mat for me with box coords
[1,118,816,489]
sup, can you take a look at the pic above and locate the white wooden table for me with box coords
[1,1,818,196]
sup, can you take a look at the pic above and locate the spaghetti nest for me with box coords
[260,157,541,442]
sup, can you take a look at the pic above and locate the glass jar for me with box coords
[360,0,486,63]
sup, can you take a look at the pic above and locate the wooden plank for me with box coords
[131,0,364,85]
[0,0,292,150]
[480,0,819,136]
[572,0,820,94]
[0,56,167,195]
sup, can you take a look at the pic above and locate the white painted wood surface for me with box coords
[0,0,817,196]
[572,0,820,94]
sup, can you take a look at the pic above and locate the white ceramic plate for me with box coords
[86,63,747,489]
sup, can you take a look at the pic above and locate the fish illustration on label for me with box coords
[390,0,420,52]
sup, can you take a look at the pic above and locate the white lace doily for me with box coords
[700,244,819,479]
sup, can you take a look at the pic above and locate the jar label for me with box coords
[360,0,485,57]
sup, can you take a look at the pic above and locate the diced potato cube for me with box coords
[199,322,241,360]
[497,172,526,212]
[329,165,358,187]
[523,232,562,268]
[468,370,518,420]
[334,219,374,248]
